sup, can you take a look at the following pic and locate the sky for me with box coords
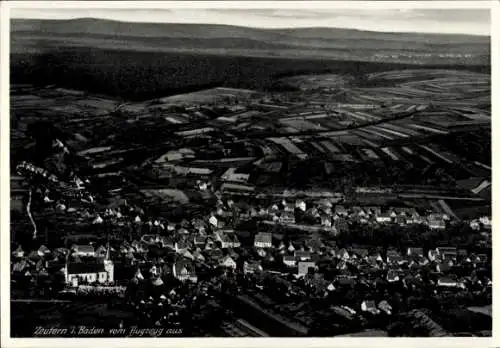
[11,8,491,36]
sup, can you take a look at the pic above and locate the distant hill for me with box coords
[11,18,488,43]
[10,18,491,100]
[11,18,490,63]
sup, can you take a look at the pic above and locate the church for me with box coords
[62,245,114,287]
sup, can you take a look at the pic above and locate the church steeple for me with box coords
[105,242,111,261]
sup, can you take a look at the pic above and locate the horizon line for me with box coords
[11,16,491,38]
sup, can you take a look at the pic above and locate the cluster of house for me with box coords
[256,199,459,230]
[11,204,492,293]
[12,185,492,307]
[11,243,114,288]
[208,196,483,233]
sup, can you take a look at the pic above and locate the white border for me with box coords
[3,1,496,10]
[0,1,497,348]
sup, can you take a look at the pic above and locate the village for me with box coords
[11,180,492,336]
[9,65,491,337]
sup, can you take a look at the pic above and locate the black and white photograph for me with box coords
[1,0,496,344]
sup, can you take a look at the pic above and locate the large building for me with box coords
[63,245,114,286]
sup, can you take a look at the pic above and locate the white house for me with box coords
[295,200,306,212]
[298,261,316,276]
[437,277,465,289]
[220,255,237,269]
[173,260,198,283]
[479,216,492,229]
[376,213,392,224]
[361,300,380,314]
[254,232,273,248]
[283,255,296,267]
[243,261,263,274]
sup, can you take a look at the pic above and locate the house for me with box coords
[407,247,424,258]
[351,206,368,219]
[193,236,207,247]
[437,277,465,289]
[479,216,492,229]
[437,247,457,261]
[243,261,263,274]
[280,211,295,224]
[192,249,205,262]
[159,236,175,250]
[227,234,241,248]
[298,261,316,276]
[283,255,296,267]
[366,206,382,216]
[470,220,481,231]
[378,300,392,315]
[132,240,148,254]
[204,248,224,263]
[351,248,369,260]
[256,248,267,258]
[209,215,218,228]
[215,232,239,249]
[415,256,429,266]
[386,270,400,283]
[336,260,348,270]
[428,249,440,262]
[71,245,95,257]
[63,245,113,286]
[37,245,51,257]
[172,260,198,282]
[361,300,380,314]
[428,214,446,230]
[457,249,468,259]
[395,215,407,226]
[335,205,348,216]
[254,232,273,248]
[295,200,307,212]
[376,212,392,224]
[174,241,189,253]
[386,250,404,264]
[95,245,108,258]
[295,250,311,261]
[12,259,29,274]
[12,246,25,258]
[141,234,161,245]
[220,255,237,269]
[321,214,332,227]
[334,218,349,233]
[181,249,194,261]
[436,262,452,273]
[336,276,356,287]
[471,254,488,264]
[282,200,294,212]
[337,248,350,260]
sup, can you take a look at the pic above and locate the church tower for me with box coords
[104,243,114,284]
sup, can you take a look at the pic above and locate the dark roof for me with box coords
[255,232,272,244]
[67,263,105,274]
[351,248,369,257]
[364,300,376,308]
[408,247,424,254]
[174,260,195,275]
[74,245,94,253]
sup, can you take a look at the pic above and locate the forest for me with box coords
[10,47,490,101]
